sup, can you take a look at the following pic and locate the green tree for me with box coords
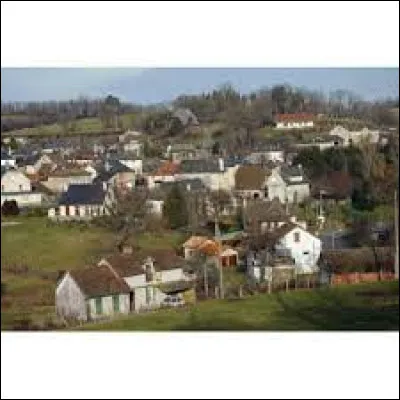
[163,185,189,229]
[8,137,18,151]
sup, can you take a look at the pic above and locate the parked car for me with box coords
[161,295,184,308]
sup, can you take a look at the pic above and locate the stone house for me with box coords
[56,265,131,322]
[235,165,270,200]
[41,167,94,194]
[98,248,195,312]
[266,165,310,204]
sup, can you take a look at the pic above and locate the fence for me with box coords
[331,272,395,285]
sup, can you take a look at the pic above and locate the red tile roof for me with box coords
[275,113,315,122]
[153,161,179,176]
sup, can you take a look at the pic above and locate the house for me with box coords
[118,130,143,143]
[56,265,131,322]
[1,151,16,168]
[47,183,111,221]
[245,198,290,233]
[245,143,285,164]
[111,153,143,175]
[247,250,296,283]
[166,143,198,162]
[293,135,344,151]
[235,165,270,200]
[98,248,195,312]
[23,153,56,175]
[182,236,239,268]
[274,113,315,129]
[147,160,179,189]
[122,140,142,157]
[329,125,380,146]
[41,166,93,194]
[177,158,238,191]
[266,165,310,204]
[270,223,321,273]
[66,150,97,166]
[1,168,43,207]
[94,159,136,191]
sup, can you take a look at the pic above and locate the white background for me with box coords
[1,1,399,399]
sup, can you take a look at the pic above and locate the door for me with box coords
[129,291,135,312]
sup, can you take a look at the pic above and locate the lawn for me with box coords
[1,216,185,330]
[3,113,137,137]
[78,281,399,331]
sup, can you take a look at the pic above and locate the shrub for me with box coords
[1,200,20,216]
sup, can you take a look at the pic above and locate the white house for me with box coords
[1,152,16,168]
[275,113,315,130]
[1,169,43,207]
[47,183,111,221]
[177,158,239,192]
[272,223,321,273]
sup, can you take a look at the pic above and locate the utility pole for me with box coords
[395,190,399,279]
[215,217,224,300]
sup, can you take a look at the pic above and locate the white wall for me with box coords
[1,192,42,206]
[56,273,87,321]
[275,227,321,273]
[119,159,143,175]
[1,170,32,192]
[88,294,130,320]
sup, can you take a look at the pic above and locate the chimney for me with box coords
[290,215,297,224]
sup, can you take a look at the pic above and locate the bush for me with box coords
[1,200,20,216]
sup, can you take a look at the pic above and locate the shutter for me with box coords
[113,295,120,313]
[95,298,102,315]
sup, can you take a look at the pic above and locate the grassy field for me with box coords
[78,281,399,331]
[2,114,137,137]
[1,216,185,330]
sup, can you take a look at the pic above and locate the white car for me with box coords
[161,295,184,308]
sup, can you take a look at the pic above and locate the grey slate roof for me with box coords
[94,159,133,183]
[280,165,309,185]
[58,183,106,206]
[160,178,206,192]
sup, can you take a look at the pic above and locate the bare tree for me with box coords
[96,188,149,251]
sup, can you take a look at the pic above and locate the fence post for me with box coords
[285,279,289,292]
[268,280,271,294]
[215,286,219,299]
[307,278,310,289]
[239,285,243,299]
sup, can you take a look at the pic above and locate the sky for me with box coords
[1,67,398,104]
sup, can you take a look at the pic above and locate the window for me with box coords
[95,298,102,315]
[19,184,23,191]
[112,295,120,313]
[294,232,300,243]
[303,251,309,255]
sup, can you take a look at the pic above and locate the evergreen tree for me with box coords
[163,185,189,229]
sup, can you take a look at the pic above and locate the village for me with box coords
[1,105,398,329]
